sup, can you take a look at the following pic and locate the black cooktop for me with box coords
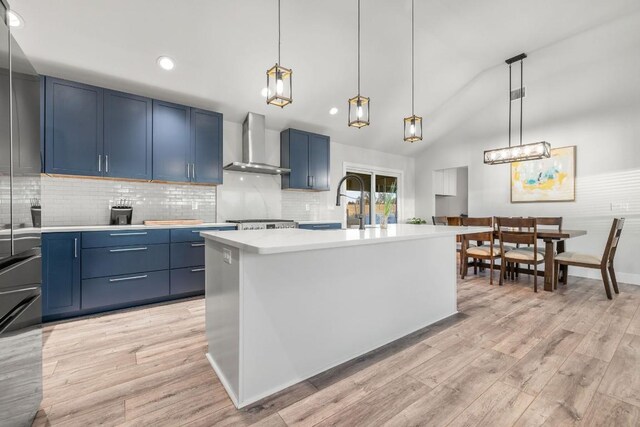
[226,219,295,224]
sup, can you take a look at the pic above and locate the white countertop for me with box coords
[296,220,342,225]
[41,223,234,233]
[201,224,492,254]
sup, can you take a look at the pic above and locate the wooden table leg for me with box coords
[557,240,567,282]
[543,239,555,292]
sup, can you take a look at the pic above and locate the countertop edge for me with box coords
[201,226,492,255]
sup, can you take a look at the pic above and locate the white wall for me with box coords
[415,13,640,284]
[217,120,416,223]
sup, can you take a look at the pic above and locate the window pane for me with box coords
[345,172,371,227]
[375,175,397,224]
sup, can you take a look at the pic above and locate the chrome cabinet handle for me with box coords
[187,163,190,179]
[310,176,315,187]
[74,238,78,258]
[109,274,148,283]
[108,247,148,253]
[105,155,109,173]
[109,232,147,236]
[191,163,196,180]
[98,155,102,172]
[191,268,205,273]
[191,243,205,247]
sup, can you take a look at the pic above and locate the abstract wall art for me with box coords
[511,146,576,203]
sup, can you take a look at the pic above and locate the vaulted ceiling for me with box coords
[10,0,640,155]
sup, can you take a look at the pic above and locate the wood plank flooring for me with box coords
[33,273,640,426]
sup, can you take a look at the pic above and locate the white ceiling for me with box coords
[10,0,640,156]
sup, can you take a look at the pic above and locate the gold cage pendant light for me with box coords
[404,0,422,142]
[348,0,370,128]
[266,0,292,108]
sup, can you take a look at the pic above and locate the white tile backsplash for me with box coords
[42,176,216,226]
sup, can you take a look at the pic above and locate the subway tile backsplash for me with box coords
[41,175,341,227]
[42,176,216,226]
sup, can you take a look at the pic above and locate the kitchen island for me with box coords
[201,224,491,408]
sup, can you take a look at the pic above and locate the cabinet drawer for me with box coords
[82,229,169,248]
[171,242,204,269]
[170,226,236,243]
[82,270,170,310]
[82,244,169,279]
[170,267,205,295]
[298,223,341,230]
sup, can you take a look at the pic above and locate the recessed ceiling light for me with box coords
[156,56,175,71]
[329,107,339,115]
[7,10,24,28]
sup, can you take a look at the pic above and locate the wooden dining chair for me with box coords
[460,217,501,284]
[432,216,448,226]
[554,218,625,300]
[497,217,545,292]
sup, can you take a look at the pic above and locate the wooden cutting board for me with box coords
[143,219,204,226]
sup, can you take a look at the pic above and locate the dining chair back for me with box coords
[535,217,563,230]
[603,218,625,267]
[460,217,500,284]
[432,216,448,226]
[461,217,493,242]
[496,217,544,291]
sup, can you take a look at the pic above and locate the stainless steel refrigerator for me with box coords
[0,0,43,425]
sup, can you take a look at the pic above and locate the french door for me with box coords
[343,166,400,228]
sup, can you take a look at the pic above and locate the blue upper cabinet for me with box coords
[281,129,330,191]
[44,77,103,176]
[152,100,191,182]
[308,134,330,191]
[42,76,223,184]
[191,108,223,184]
[104,90,152,180]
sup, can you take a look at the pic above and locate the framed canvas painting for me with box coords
[511,146,576,203]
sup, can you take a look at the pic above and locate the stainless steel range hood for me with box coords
[224,112,290,175]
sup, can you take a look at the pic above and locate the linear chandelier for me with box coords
[484,53,550,165]
[403,0,422,142]
[266,0,292,108]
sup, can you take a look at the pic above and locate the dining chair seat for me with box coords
[555,251,601,266]
[467,244,503,257]
[504,248,545,262]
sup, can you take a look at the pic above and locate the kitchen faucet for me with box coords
[336,174,366,230]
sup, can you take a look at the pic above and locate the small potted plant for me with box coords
[381,183,396,229]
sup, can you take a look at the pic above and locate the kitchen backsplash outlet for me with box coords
[41,176,217,226]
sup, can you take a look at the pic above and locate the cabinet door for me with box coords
[152,100,190,182]
[447,168,457,196]
[308,134,330,190]
[191,108,223,184]
[42,233,81,317]
[44,77,103,176]
[104,90,152,180]
[289,130,310,189]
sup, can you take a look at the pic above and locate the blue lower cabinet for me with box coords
[82,229,169,248]
[170,267,205,295]
[171,242,204,269]
[82,270,170,310]
[82,244,170,279]
[42,233,81,318]
[170,226,235,243]
[298,223,341,230]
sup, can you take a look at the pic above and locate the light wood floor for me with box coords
[34,273,640,426]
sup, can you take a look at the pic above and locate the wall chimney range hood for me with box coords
[224,112,290,175]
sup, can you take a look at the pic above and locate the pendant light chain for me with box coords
[411,0,415,115]
[278,0,281,65]
[519,59,523,147]
[508,63,512,148]
[357,0,361,96]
